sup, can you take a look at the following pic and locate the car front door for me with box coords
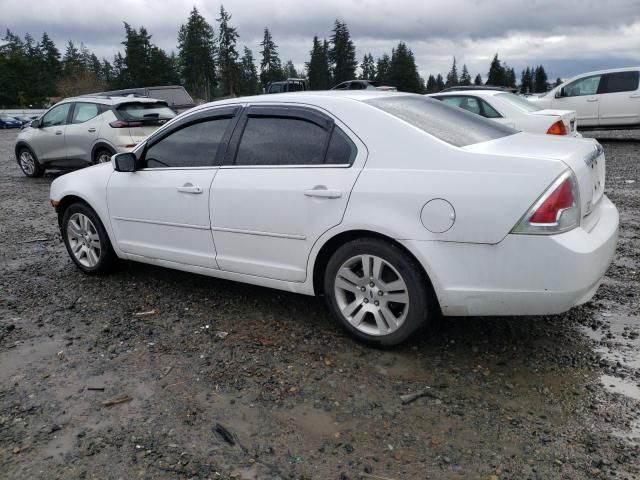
[107,107,239,268]
[210,105,365,282]
[552,75,602,127]
[34,103,72,163]
[598,71,640,127]
[64,102,103,164]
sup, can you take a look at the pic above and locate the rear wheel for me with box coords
[94,148,113,164]
[324,238,432,346]
[17,147,44,177]
[61,203,117,274]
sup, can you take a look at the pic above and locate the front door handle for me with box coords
[304,186,342,199]
[177,183,203,194]
[586,97,599,102]
[55,130,63,135]
[88,128,96,133]
[630,93,640,98]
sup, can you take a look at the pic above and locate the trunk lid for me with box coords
[529,109,578,134]
[464,133,605,225]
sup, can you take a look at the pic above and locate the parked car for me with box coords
[429,90,579,136]
[527,67,640,130]
[439,85,518,93]
[265,78,308,94]
[0,115,22,129]
[50,92,618,346]
[12,115,33,126]
[15,96,176,177]
[331,80,397,91]
[88,86,195,113]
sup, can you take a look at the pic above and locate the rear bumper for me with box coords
[403,195,619,316]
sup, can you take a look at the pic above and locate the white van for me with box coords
[528,67,640,129]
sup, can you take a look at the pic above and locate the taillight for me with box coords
[109,120,143,128]
[546,120,567,135]
[512,170,581,235]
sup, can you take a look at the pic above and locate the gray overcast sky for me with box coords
[2,0,640,82]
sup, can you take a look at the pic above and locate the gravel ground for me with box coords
[0,128,638,479]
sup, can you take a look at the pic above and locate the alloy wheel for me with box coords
[333,254,410,336]
[97,152,111,164]
[19,150,36,176]
[67,213,102,268]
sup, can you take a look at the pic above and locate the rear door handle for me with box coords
[586,97,599,102]
[304,187,342,199]
[88,128,96,133]
[55,131,63,135]
[177,183,203,194]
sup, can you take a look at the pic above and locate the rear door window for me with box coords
[600,71,640,94]
[235,116,328,166]
[71,103,101,124]
[366,95,516,147]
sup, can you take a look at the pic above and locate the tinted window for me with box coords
[333,83,349,90]
[480,99,502,118]
[41,103,71,127]
[601,71,639,94]
[235,117,328,166]
[326,127,357,164]
[564,76,600,97]
[117,102,176,121]
[72,103,101,124]
[367,96,516,147]
[268,84,283,93]
[144,118,231,168]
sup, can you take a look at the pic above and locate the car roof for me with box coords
[428,90,505,98]
[567,66,640,80]
[57,96,169,106]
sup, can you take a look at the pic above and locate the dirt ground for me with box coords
[0,128,639,480]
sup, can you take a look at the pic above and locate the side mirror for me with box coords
[113,152,137,172]
[30,119,40,128]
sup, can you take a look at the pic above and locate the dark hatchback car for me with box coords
[0,115,23,129]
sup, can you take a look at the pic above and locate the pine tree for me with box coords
[306,36,331,90]
[436,73,445,91]
[474,73,483,85]
[534,65,548,93]
[216,5,240,96]
[259,27,283,87]
[459,64,471,86]
[487,53,505,86]
[445,57,459,87]
[177,7,217,101]
[237,46,259,95]
[388,42,421,93]
[283,60,298,78]
[506,67,516,88]
[329,20,357,85]
[554,77,563,87]
[520,67,532,93]
[375,54,391,85]
[426,74,437,93]
[359,53,376,80]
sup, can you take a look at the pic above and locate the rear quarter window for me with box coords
[366,95,516,147]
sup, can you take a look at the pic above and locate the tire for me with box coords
[324,238,433,346]
[94,148,114,165]
[17,146,44,177]
[61,203,117,274]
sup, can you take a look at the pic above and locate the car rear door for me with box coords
[64,102,103,164]
[210,104,366,282]
[551,74,601,127]
[597,71,640,127]
[107,106,239,268]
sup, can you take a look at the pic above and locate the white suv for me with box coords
[15,96,176,177]
[528,67,640,130]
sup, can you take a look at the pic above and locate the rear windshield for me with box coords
[495,93,542,112]
[117,102,176,122]
[365,95,516,147]
[147,88,194,107]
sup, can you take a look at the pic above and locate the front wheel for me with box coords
[17,147,44,177]
[324,238,433,346]
[61,203,117,274]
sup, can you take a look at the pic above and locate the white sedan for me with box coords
[429,89,580,137]
[50,92,618,346]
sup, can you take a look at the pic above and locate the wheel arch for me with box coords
[14,141,35,161]
[91,142,116,163]
[311,229,440,310]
